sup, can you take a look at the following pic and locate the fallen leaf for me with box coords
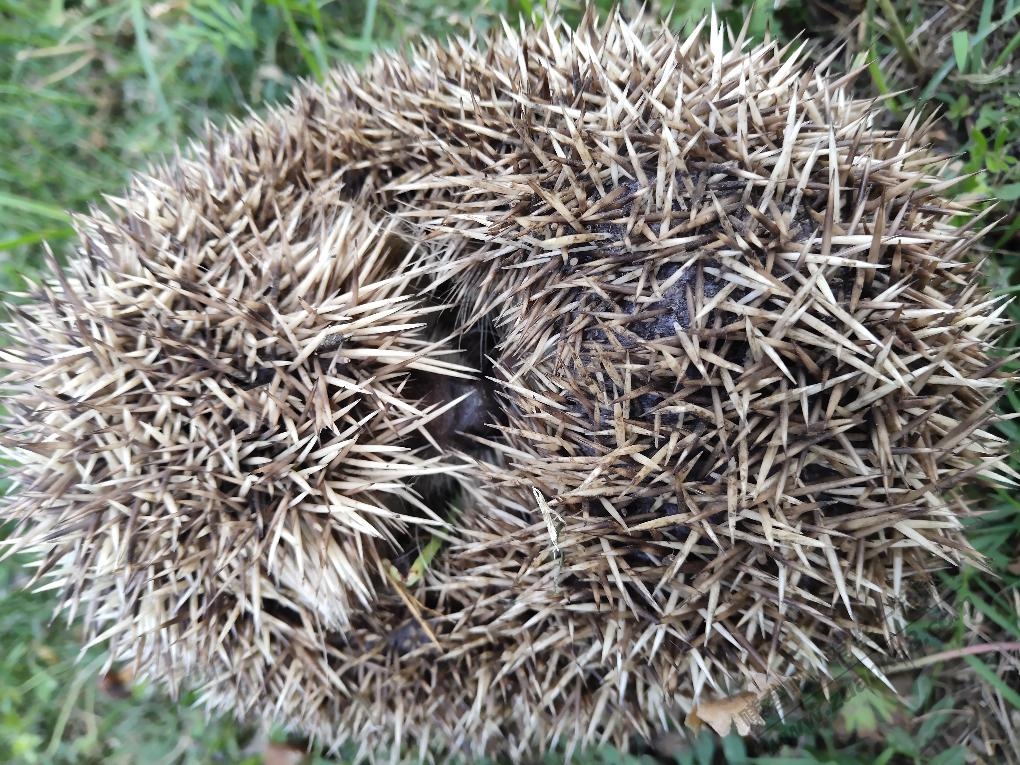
[263,742,308,765]
[686,690,763,736]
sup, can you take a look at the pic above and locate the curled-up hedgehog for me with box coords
[0,8,1014,764]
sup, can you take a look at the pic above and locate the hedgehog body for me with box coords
[0,10,1012,763]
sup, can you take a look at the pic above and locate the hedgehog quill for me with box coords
[0,9,1013,763]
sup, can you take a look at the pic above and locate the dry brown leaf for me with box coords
[263,742,307,765]
[685,690,763,737]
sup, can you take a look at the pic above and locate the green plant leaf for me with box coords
[964,656,1020,709]
[0,193,68,222]
[997,183,1020,201]
[929,746,968,765]
[952,31,969,71]
[836,687,899,738]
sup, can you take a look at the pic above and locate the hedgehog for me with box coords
[0,8,1013,764]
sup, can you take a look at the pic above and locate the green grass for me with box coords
[0,548,266,764]
[0,0,1018,763]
